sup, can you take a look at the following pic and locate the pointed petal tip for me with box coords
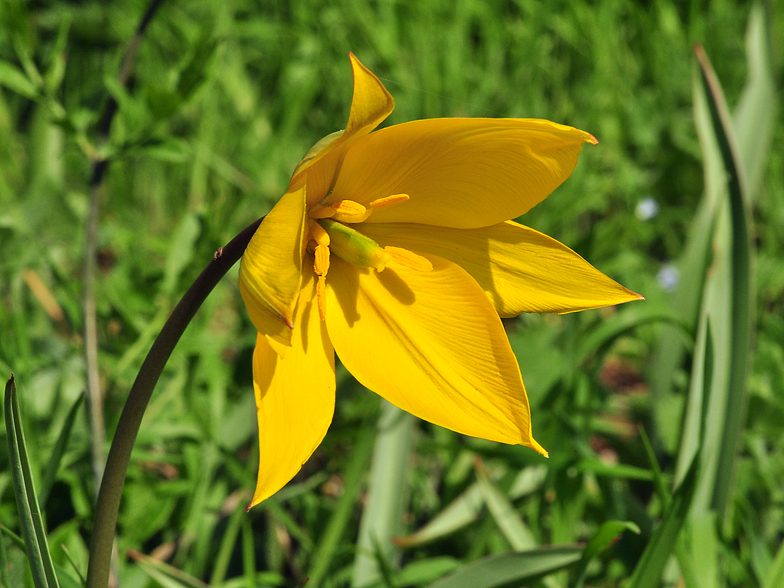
[529,437,549,458]
[586,133,599,145]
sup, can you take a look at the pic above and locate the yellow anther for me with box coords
[369,193,410,209]
[316,275,327,321]
[309,220,331,248]
[384,246,433,272]
[331,200,371,223]
[314,244,330,277]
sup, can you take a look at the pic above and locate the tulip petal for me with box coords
[344,53,395,137]
[240,186,306,341]
[250,271,336,507]
[360,221,643,317]
[289,53,395,206]
[327,118,595,229]
[325,256,545,453]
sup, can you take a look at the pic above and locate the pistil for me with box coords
[305,193,430,320]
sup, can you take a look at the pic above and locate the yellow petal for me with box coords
[360,221,643,317]
[289,53,395,206]
[324,256,545,454]
[344,53,395,138]
[327,118,595,229]
[249,271,336,507]
[240,185,307,336]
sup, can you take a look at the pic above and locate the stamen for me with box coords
[384,246,433,272]
[313,245,330,321]
[314,244,330,277]
[309,221,331,248]
[369,193,409,209]
[331,200,371,223]
[316,275,327,321]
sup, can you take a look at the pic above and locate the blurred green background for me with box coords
[1,0,783,586]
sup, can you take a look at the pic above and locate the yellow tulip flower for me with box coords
[239,53,642,507]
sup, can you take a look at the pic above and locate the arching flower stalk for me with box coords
[240,53,642,507]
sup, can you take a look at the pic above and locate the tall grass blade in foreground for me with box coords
[689,42,755,518]
[4,376,61,588]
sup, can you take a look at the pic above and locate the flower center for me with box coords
[305,195,432,320]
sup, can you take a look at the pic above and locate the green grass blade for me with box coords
[209,498,245,586]
[396,466,546,549]
[0,527,9,588]
[394,483,485,548]
[58,544,86,588]
[675,317,714,489]
[627,459,699,588]
[390,558,460,587]
[241,517,256,588]
[352,401,415,587]
[307,423,375,587]
[763,539,784,588]
[426,546,583,588]
[695,44,754,516]
[129,550,209,588]
[0,524,27,552]
[474,459,536,551]
[683,513,720,588]
[733,4,777,201]
[570,520,640,588]
[4,375,61,588]
[650,3,774,457]
[638,426,670,510]
[576,307,688,367]
[39,393,84,507]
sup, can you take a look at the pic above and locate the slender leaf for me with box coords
[570,521,640,588]
[426,546,583,588]
[391,558,460,587]
[763,539,784,588]
[209,498,245,586]
[576,307,688,366]
[39,393,85,507]
[0,59,39,97]
[675,317,714,488]
[638,426,670,510]
[474,459,536,551]
[394,483,485,548]
[352,401,415,587]
[576,460,654,482]
[0,524,27,552]
[129,550,209,588]
[395,467,546,548]
[4,375,61,588]
[627,459,699,588]
[733,4,777,201]
[0,529,9,588]
[307,424,376,586]
[241,517,256,588]
[694,43,754,516]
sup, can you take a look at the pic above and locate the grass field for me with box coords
[1,0,783,586]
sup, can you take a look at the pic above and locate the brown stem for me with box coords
[85,218,262,588]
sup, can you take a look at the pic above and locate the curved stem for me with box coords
[85,218,262,588]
